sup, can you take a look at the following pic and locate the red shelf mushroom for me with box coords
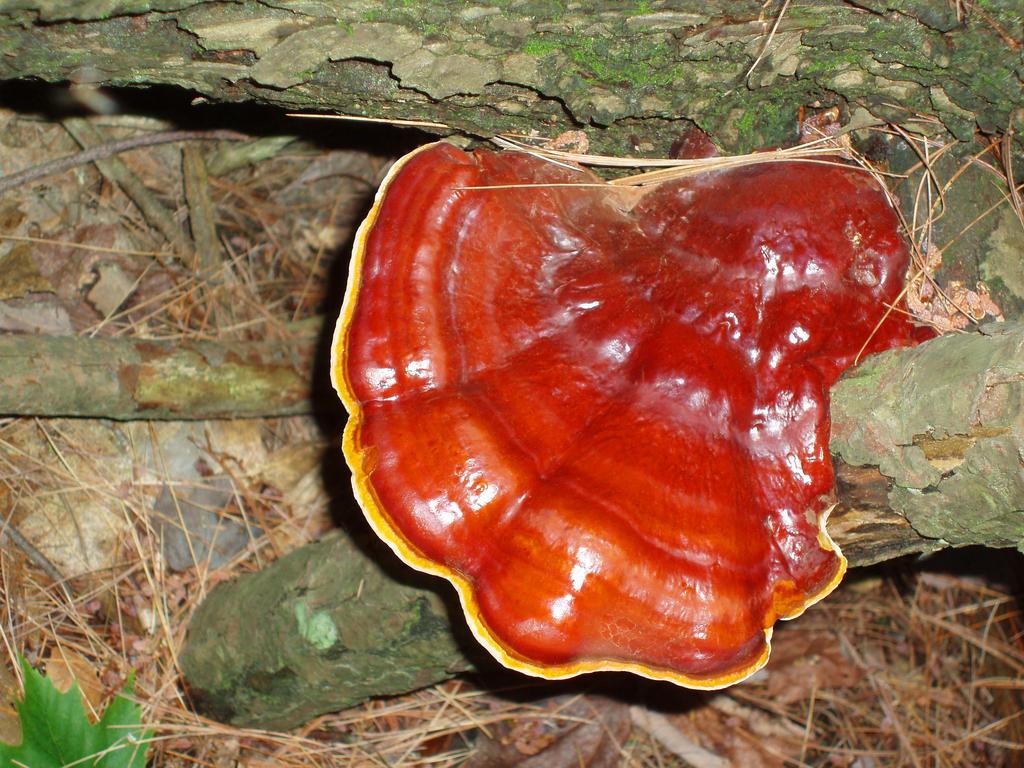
[332,142,921,687]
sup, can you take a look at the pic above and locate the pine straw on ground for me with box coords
[0,105,1022,767]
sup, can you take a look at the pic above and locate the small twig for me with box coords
[286,112,449,129]
[182,143,224,277]
[0,514,73,603]
[969,3,1023,51]
[0,128,246,195]
[800,680,818,764]
[61,119,194,256]
[0,234,168,257]
[1001,129,1023,228]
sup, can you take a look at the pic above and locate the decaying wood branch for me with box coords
[181,324,1024,729]
[0,334,313,420]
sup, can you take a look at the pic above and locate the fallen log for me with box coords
[1,1,1020,155]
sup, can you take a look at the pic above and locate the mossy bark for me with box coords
[0,1,1021,155]
[182,325,1024,729]
[181,530,475,730]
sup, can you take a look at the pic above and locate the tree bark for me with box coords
[181,323,1024,730]
[829,320,1024,557]
[0,1,1020,154]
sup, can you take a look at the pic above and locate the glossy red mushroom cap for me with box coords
[332,142,918,687]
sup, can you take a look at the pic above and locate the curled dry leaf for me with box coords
[85,261,137,317]
[799,107,847,147]
[0,244,53,300]
[542,130,590,155]
[907,244,1005,332]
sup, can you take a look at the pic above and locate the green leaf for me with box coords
[0,657,151,768]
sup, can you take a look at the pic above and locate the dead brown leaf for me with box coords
[762,630,861,704]
[543,130,590,155]
[45,648,105,720]
[0,662,21,746]
[0,244,53,300]
[907,244,1005,331]
[464,694,629,768]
